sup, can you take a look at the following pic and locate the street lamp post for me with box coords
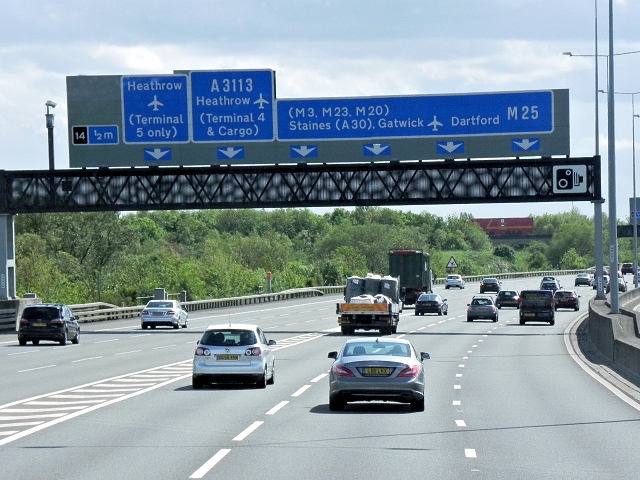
[45,100,57,171]
[634,104,639,287]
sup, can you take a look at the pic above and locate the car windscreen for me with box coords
[344,343,410,357]
[201,330,257,346]
[22,307,59,321]
[520,291,552,306]
[146,301,173,308]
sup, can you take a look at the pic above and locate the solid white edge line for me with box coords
[189,449,231,479]
[564,316,640,412]
[266,401,289,415]
[232,421,263,441]
[465,448,477,458]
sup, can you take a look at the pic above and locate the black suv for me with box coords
[18,304,80,346]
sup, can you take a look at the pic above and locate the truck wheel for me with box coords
[392,326,397,333]
[341,327,350,335]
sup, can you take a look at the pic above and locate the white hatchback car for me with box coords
[444,274,465,289]
[192,324,276,389]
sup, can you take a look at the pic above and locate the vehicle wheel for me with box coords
[256,368,268,389]
[519,318,525,325]
[267,362,275,385]
[329,396,345,411]
[414,311,419,316]
[60,330,67,346]
[438,308,442,316]
[182,319,188,328]
[466,317,472,322]
[341,326,350,335]
[72,330,80,344]
[150,325,156,329]
[192,376,203,389]
[493,316,498,322]
[19,338,27,346]
[32,340,39,345]
[392,325,397,333]
[410,397,425,412]
[445,285,449,289]
[575,306,580,311]
[141,324,147,330]
[173,322,179,329]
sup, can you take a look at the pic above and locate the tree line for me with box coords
[14,207,631,305]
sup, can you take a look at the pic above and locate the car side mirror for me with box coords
[328,351,337,359]
[268,339,276,346]
[421,352,431,360]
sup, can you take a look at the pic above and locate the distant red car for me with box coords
[554,290,580,311]
[495,290,520,309]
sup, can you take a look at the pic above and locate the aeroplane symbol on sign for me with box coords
[148,95,164,111]
[428,115,443,132]
[253,93,270,109]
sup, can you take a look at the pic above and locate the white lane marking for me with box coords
[311,373,328,383]
[266,401,289,415]
[115,350,142,356]
[456,374,462,378]
[452,400,461,406]
[459,364,465,368]
[18,365,56,373]
[9,350,39,356]
[465,449,477,458]
[454,385,461,390]
[463,356,469,360]
[232,421,263,441]
[72,357,103,363]
[292,385,311,397]
[152,345,176,350]
[455,420,467,427]
[94,339,118,344]
[396,334,406,339]
[189,449,231,479]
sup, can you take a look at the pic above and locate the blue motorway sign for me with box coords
[191,70,275,142]
[276,90,554,141]
[121,74,189,144]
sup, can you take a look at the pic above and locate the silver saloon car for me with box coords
[192,324,276,389]
[327,337,430,412]
[141,300,188,329]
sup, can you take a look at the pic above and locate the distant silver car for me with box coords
[444,274,465,289]
[141,300,188,329]
[327,337,430,412]
[192,323,276,389]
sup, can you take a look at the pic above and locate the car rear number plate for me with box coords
[364,367,390,375]
[153,312,165,316]
[217,354,240,361]
[33,323,46,327]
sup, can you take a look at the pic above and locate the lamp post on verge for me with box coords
[634,105,639,287]
[45,100,56,171]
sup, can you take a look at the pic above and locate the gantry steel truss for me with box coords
[0,156,600,214]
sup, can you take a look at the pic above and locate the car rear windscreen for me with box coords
[520,291,552,306]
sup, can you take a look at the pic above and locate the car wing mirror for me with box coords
[328,351,337,359]
[268,339,276,346]
[421,352,431,360]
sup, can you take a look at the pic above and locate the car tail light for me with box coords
[19,319,29,326]
[333,364,355,377]
[245,347,263,356]
[50,319,64,326]
[195,347,211,356]
[398,365,420,377]
[142,310,149,315]
[166,310,177,315]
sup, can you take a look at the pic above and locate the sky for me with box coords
[1,0,639,220]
